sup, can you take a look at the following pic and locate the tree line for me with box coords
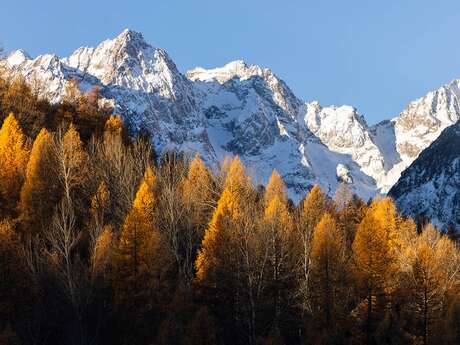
[0,75,459,345]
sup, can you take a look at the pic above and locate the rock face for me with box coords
[2,29,460,203]
[389,121,460,230]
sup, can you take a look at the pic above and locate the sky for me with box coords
[2,0,460,124]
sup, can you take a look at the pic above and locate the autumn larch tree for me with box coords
[403,224,460,345]
[262,170,296,333]
[295,185,333,317]
[0,113,29,215]
[352,206,397,344]
[309,213,348,339]
[195,156,259,344]
[195,156,252,283]
[114,167,163,308]
[19,128,59,234]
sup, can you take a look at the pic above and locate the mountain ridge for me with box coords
[1,29,459,202]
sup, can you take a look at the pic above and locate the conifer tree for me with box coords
[263,169,288,206]
[404,225,460,345]
[182,154,214,230]
[296,185,333,314]
[352,209,396,343]
[372,197,399,254]
[195,189,239,283]
[91,225,114,280]
[0,113,29,214]
[195,157,258,343]
[19,128,58,233]
[114,167,161,308]
[310,213,347,335]
[195,156,252,282]
[262,170,295,330]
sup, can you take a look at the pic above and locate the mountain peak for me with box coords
[115,29,147,46]
[107,29,151,57]
[6,49,31,66]
[186,59,267,83]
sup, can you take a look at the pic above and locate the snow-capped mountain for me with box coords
[2,29,460,202]
[373,81,460,193]
[389,121,460,230]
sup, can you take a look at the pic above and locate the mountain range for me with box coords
[2,29,459,227]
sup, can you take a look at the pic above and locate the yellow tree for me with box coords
[195,156,259,344]
[114,167,162,308]
[19,128,58,233]
[404,225,460,345]
[336,195,367,251]
[182,154,214,232]
[352,209,396,343]
[262,170,295,330]
[195,189,241,283]
[0,113,29,214]
[89,182,110,233]
[310,213,347,336]
[195,156,252,282]
[103,115,124,139]
[296,185,333,313]
[88,182,111,274]
[371,197,399,253]
[55,124,89,203]
[91,225,114,281]
[263,169,288,206]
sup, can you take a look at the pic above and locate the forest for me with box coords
[0,75,459,345]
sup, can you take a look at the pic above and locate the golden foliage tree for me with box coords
[182,154,214,226]
[263,169,288,206]
[310,213,348,334]
[55,124,89,202]
[403,225,460,345]
[114,167,162,308]
[91,225,114,280]
[336,195,367,250]
[262,170,295,329]
[195,189,239,283]
[371,197,399,253]
[195,156,252,283]
[352,208,397,342]
[19,128,58,233]
[104,115,124,139]
[296,185,333,312]
[0,113,29,214]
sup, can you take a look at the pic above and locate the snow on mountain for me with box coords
[303,102,386,189]
[371,80,460,192]
[2,29,460,203]
[389,121,460,230]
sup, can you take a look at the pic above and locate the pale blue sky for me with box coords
[2,0,460,124]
